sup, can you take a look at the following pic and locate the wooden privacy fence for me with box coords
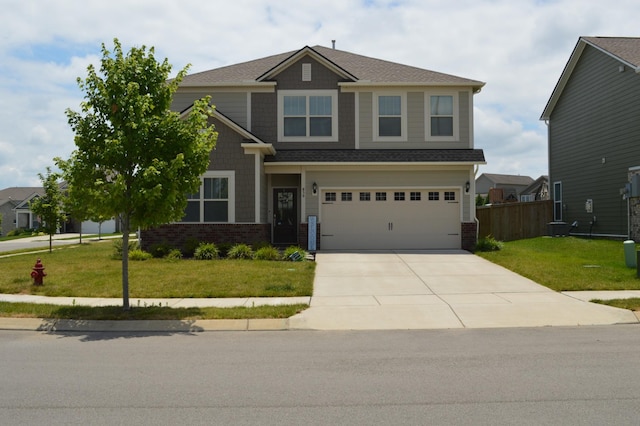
[476,200,553,242]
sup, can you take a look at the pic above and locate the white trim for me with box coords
[183,171,236,224]
[246,92,252,132]
[254,154,261,223]
[372,92,407,142]
[425,91,459,142]
[277,90,339,142]
[354,91,360,149]
[553,181,562,222]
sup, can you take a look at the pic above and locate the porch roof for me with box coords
[264,149,485,164]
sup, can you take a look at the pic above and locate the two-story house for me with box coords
[142,45,485,251]
[541,37,640,239]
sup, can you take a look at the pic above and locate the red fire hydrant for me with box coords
[30,258,46,286]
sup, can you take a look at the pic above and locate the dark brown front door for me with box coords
[273,188,297,244]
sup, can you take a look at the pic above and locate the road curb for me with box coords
[0,318,291,332]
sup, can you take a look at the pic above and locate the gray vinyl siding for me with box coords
[173,92,248,127]
[549,45,640,236]
[207,117,255,223]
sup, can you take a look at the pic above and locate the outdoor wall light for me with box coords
[465,181,470,193]
[312,182,318,196]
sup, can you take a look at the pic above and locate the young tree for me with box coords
[57,39,217,310]
[29,167,67,253]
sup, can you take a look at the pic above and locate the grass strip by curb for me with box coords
[0,301,308,320]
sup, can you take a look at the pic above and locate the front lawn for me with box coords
[476,236,640,311]
[0,240,314,298]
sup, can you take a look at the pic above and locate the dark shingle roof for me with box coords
[181,45,484,88]
[264,149,485,164]
[582,37,640,68]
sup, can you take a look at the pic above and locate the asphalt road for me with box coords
[2,326,640,425]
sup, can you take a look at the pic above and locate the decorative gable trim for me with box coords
[179,104,275,155]
[256,46,358,82]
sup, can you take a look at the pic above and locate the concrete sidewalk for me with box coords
[1,250,639,332]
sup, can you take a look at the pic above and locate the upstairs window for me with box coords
[426,93,458,141]
[278,90,338,142]
[374,93,406,141]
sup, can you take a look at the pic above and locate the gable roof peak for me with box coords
[180,45,484,89]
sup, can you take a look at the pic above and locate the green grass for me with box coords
[0,240,314,298]
[0,301,308,320]
[0,240,314,319]
[476,237,640,292]
[476,236,640,311]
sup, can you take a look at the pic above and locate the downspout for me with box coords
[474,164,480,244]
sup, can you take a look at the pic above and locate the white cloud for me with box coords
[1,0,639,188]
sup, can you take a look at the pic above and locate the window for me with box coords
[375,192,387,201]
[341,192,352,201]
[394,192,405,201]
[553,182,562,221]
[410,192,421,201]
[181,172,235,223]
[426,93,458,141]
[428,192,440,201]
[374,93,406,140]
[325,192,337,202]
[444,191,455,201]
[360,192,371,201]
[278,90,338,141]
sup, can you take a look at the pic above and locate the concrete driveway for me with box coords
[289,250,638,330]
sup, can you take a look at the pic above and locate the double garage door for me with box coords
[320,188,461,250]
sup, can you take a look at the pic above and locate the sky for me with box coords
[1,0,638,189]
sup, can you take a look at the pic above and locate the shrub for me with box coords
[216,242,233,258]
[6,228,24,237]
[112,238,140,258]
[227,243,254,259]
[181,237,200,258]
[166,249,183,260]
[252,241,272,251]
[475,235,504,252]
[254,245,281,261]
[149,242,173,258]
[129,249,152,261]
[194,242,219,260]
[283,245,308,261]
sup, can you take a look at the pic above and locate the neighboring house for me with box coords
[0,185,115,235]
[541,36,640,239]
[475,173,534,203]
[519,175,549,202]
[0,187,44,235]
[142,45,486,251]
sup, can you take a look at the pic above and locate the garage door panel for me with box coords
[321,189,461,250]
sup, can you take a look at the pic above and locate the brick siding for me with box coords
[461,222,478,252]
[141,224,271,252]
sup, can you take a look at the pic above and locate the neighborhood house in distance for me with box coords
[542,36,640,240]
[141,45,486,251]
[0,186,117,237]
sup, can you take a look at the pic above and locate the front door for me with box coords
[273,188,297,244]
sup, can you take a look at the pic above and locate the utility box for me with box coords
[624,240,636,268]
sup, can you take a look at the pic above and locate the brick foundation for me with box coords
[141,224,271,252]
[461,222,478,252]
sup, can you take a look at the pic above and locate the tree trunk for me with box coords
[49,234,53,253]
[121,216,130,311]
